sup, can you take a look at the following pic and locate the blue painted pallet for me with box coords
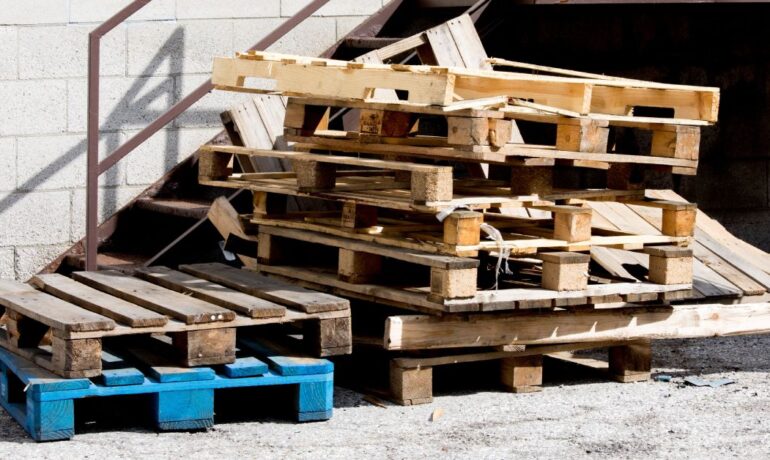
[0,342,334,441]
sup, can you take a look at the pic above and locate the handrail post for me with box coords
[86,32,101,271]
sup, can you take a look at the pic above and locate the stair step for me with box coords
[64,252,149,274]
[134,198,211,220]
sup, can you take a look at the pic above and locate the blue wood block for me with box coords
[148,366,216,384]
[26,398,75,441]
[296,379,334,418]
[222,357,269,378]
[100,368,145,387]
[238,338,333,376]
[154,389,214,431]
[297,409,333,422]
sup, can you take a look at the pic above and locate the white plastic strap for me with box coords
[480,223,512,290]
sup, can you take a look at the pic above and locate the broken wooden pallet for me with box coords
[211,50,720,123]
[0,266,350,378]
[247,202,693,257]
[252,226,693,314]
[283,96,703,170]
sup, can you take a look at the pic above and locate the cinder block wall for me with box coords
[0,0,386,280]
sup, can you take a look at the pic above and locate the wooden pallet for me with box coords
[283,97,702,173]
[199,144,701,217]
[252,225,693,313]
[0,338,333,441]
[382,340,652,405]
[211,51,719,123]
[0,265,351,378]
[247,202,693,257]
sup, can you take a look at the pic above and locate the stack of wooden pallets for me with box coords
[0,265,350,440]
[193,37,729,404]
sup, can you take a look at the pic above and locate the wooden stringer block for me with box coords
[359,109,418,137]
[443,211,483,246]
[410,169,453,204]
[540,252,590,291]
[293,159,337,191]
[50,334,102,374]
[390,361,432,405]
[338,248,382,284]
[609,339,652,383]
[429,267,478,300]
[170,328,237,366]
[341,202,378,229]
[552,208,592,243]
[304,317,352,356]
[199,149,232,180]
[662,207,696,237]
[510,166,553,195]
[555,119,610,153]
[501,355,543,393]
[651,126,701,160]
[645,246,693,285]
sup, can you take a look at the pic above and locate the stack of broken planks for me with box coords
[192,16,770,405]
[0,263,350,379]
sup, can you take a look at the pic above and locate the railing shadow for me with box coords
[0,27,224,227]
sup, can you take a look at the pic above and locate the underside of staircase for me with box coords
[46,0,488,276]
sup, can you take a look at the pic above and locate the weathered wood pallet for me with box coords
[0,338,333,441]
[252,226,693,313]
[380,340,652,405]
[283,97,703,171]
[247,202,693,257]
[211,50,719,123]
[0,266,351,378]
[199,145,701,220]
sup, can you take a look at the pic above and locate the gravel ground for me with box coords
[1,335,769,459]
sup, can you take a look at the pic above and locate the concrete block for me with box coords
[236,17,336,56]
[176,0,280,19]
[0,138,16,192]
[0,0,68,25]
[16,134,123,192]
[173,74,252,128]
[127,21,233,77]
[69,0,175,23]
[281,0,383,17]
[0,191,70,246]
[70,185,146,241]
[14,244,71,281]
[67,76,175,132]
[0,80,67,136]
[0,27,18,80]
[18,25,125,79]
[232,17,285,52]
[0,247,14,280]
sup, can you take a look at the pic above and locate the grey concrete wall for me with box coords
[0,0,387,280]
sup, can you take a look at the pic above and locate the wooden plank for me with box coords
[30,274,168,328]
[259,225,479,270]
[0,289,115,333]
[446,15,492,70]
[179,263,348,314]
[72,271,236,325]
[135,267,287,319]
[385,303,770,350]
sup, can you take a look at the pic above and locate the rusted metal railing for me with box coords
[86,0,330,271]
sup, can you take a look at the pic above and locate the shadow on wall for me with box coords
[0,27,224,228]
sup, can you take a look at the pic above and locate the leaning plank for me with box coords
[179,263,349,314]
[385,303,770,350]
[30,274,168,328]
[135,266,286,319]
[72,271,236,325]
[0,288,115,333]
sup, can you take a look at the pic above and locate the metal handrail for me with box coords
[85,0,331,271]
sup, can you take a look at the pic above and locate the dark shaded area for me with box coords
[476,2,770,249]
